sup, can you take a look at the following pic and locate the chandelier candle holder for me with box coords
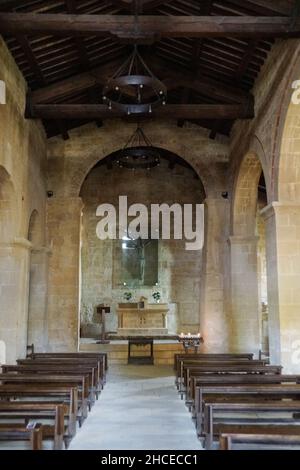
[178,332,204,354]
[115,126,160,170]
[102,45,167,116]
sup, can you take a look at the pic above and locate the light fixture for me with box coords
[115,126,160,170]
[102,45,167,116]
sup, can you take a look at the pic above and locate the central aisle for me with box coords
[69,365,201,450]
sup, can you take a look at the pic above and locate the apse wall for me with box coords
[80,158,204,336]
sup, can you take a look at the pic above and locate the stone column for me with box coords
[229,236,260,356]
[0,238,32,363]
[46,197,83,352]
[27,246,51,352]
[262,202,300,372]
[200,197,230,352]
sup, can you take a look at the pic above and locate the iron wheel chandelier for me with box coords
[115,126,160,170]
[102,44,167,116]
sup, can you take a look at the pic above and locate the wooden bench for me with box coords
[2,364,99,401]
[0,422,43,450]
[0,402,67,450]
[175,355,257,389]
[219,429,300,450]
[180,361,271,399]
[195,384,300,437]
[17,357,104,393]
[188,374,300,414]
[179,364,282,399]
[0,373,90,419]
[203,397,300,450]
[174,353,254,371]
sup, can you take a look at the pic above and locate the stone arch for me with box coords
[27,209,47,351]
[270,42,300,201]
[0,165,17,243]
[232,151,265,236]
[229,150,268,356]
[28,209,42,246]
[57,124,221,198]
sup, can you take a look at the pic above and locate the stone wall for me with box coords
[0,38,47,363]
[80,160,204,335]
[46,120,230,351]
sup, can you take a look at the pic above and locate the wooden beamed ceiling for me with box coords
[0,0,297,139]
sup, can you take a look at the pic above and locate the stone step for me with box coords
[80,341,184,365]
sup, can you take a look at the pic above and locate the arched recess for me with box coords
[230,152,268,356]
[262,45,300,371]
[78,148,206,340]
[0,166,17,363]
[0,166,16,242]
[27,209,47,352]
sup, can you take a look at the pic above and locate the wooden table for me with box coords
[128,338,154,365]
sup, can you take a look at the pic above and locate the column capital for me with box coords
[47,196,84,211]
[260,201,300,221]
[228,235,259,246]
[31,245,52,256]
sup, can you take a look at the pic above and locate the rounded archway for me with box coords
[230,152,268,356]
[0,165,16,243]
[0,165,17,364]
[27,209,47,351]
[78,148,206,341]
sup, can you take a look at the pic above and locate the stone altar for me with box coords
[117,297,169,336]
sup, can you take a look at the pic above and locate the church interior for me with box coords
[1,0,300,451]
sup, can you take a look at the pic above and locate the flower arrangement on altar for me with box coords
[124,292,133,302]
[152,291,161,303]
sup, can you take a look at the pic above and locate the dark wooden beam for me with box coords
[16,34,45,87]
[177,88,191,128]
[30,55,252,106]
[111,0,169,10]
[0,14,299,40]
[26,102,254,120]
[235,40,259,81]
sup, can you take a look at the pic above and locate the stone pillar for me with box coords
[200,197,230,352]
[0,238,32,363]
[229,236,260,356]
[27,247,51,352]
[262,202,300,372]
[46,197,83,352]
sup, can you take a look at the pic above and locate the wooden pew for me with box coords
[175,355,256,388]
[0,402,66,450]
[18,357,105,391]
[0,373,89,419]
[0,385,78,429]
[188,374,300,413]
[219,429,300,450]
[195,384,300,437]
[202,400,300,449]
[30,352,108,380]
[179,364,282,399]
[2,364,98,401]
[174,353,254,371]
[0,422,43,450]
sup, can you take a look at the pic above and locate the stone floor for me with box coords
[69,364,202,450]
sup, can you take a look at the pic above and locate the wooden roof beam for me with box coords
[0,14,300,40]
[30,55,253,106]
[26,102,255,120]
